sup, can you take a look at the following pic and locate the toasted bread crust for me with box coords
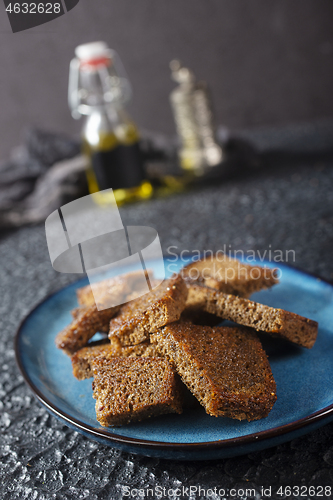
[181,256,279,297]
[92,357,183,426]
[151,323,277,421]
[55,304,120,355]
[187,284,318,348]
[108,274,188,346]
[71,339,159,380]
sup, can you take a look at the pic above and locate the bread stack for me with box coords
[55,256,318,427]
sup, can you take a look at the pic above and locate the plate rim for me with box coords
[14,258,333,453]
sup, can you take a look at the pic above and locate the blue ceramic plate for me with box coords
[15,257,333,460]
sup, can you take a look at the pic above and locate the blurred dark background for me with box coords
[0,0,332,161]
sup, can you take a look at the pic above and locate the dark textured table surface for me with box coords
[1,122,333,499]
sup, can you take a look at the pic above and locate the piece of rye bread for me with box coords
[55,304,120,355]
[187,283,318,348]
[71,339,159,380]
[181,255,279,297]
[108,274,188,346]
[151,323,277,421]
[77,270,152,307]
[92,356,183,426]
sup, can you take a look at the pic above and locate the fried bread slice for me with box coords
[55,304,120,355]
[187,283,318,348]
[151,323,277,421]
[92,357,183,426]
[71,339,159,380]
[108,274,188,346]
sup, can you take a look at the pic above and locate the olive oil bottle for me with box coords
[69,42,152,205]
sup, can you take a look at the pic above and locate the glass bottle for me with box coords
[169,60,223,176]
[68,41,152,205]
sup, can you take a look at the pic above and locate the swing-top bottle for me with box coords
[68,41,152,204]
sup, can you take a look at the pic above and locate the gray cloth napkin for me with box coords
[0,129,87,228]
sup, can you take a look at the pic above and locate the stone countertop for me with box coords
[1,122,333,499]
